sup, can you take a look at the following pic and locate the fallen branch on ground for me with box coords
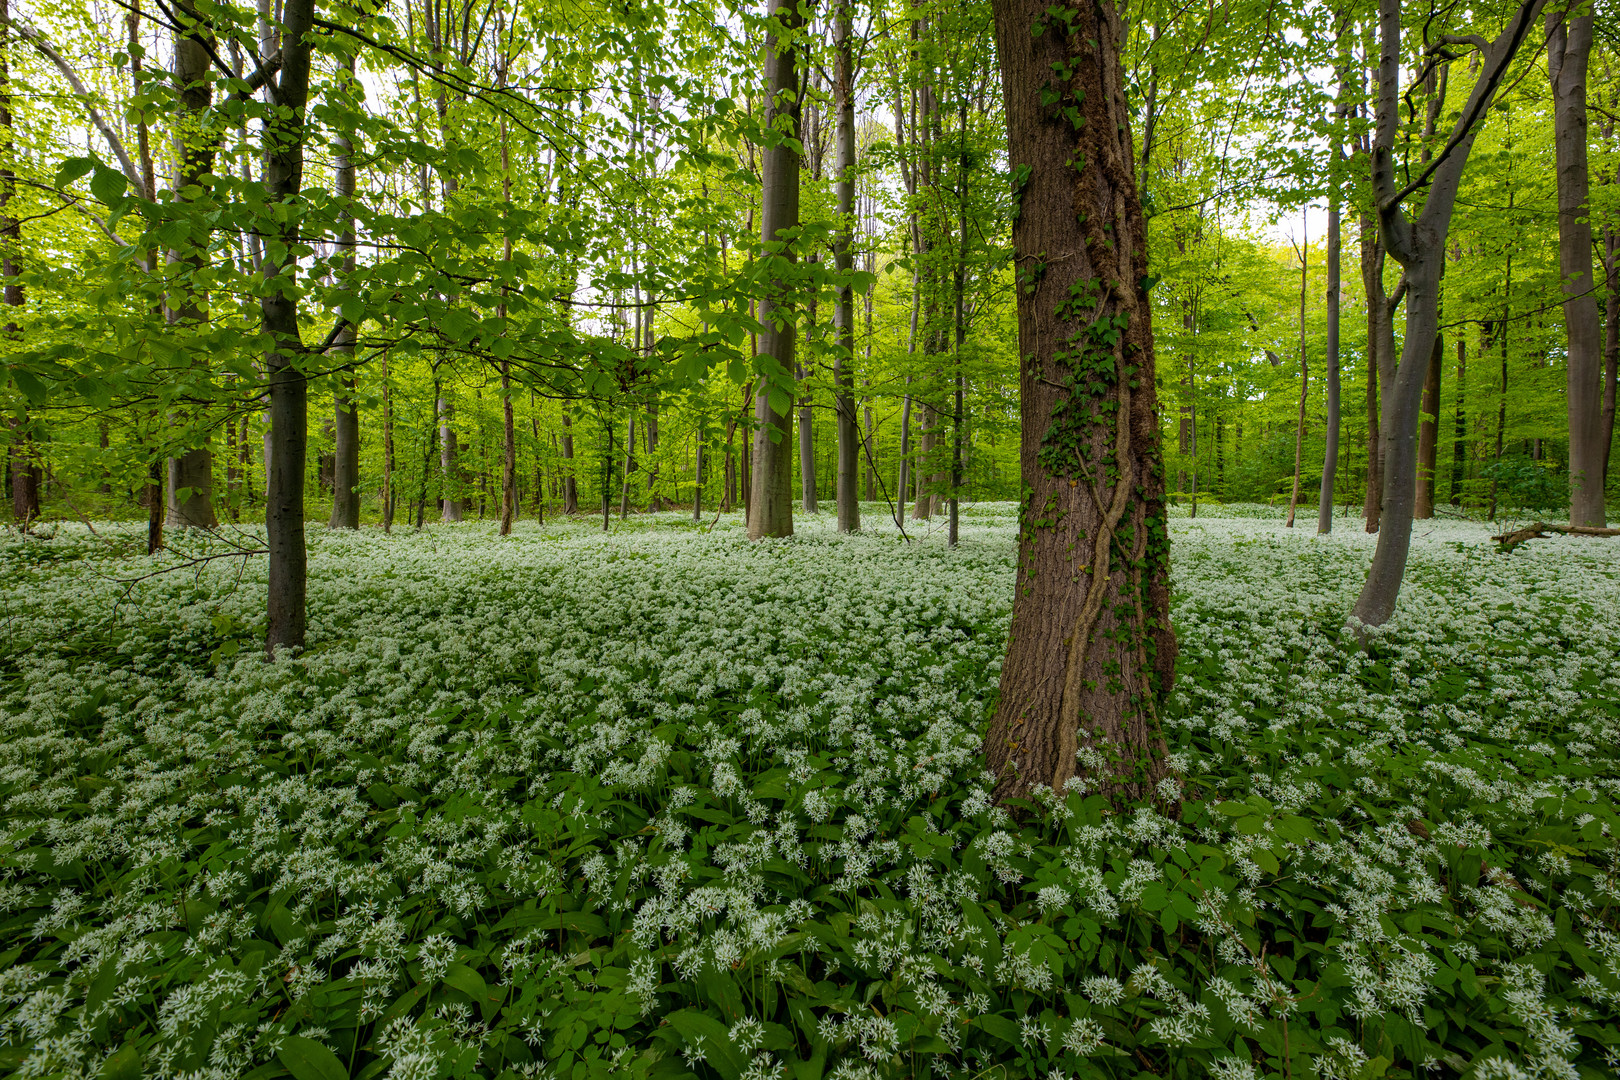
[1491,521,1620,553]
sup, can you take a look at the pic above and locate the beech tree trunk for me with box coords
[438,397,462,520]
[832,0,860,534]
[1352,0,1544,628]
[329,53,360,530]
[382,356,396,531]
[1318,54,1349,534]
[0,0,36,528]
[983,0,1175,802]
[1415,333,1441,519]
[1286,230,1308,528]
[561,413,578,513]
[263,0,317,656]
[747,0,808,540]
[1451,338,1467,505]
[1603,226,1617,490]
[165,1,218,530]
[1548,12,1605,526]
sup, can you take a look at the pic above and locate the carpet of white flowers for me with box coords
[0,503,1617,1080]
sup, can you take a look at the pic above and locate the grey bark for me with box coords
[263,0,317,655]
[1548,11,1605,526]
[747,0,809,540]
[438,397,462,520]
[329,51,360,530]
[832,0,860,533]
[1352,0,1545,627]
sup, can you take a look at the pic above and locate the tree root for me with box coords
[1491,521,1620,553]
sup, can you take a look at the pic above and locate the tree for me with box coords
[747,0,808,540]
[328,49,361,531]
[983,0,1175,801]
[1547,7,1605,527]
[831,0,859,533]
[1351,0,1544,628]
[263,0,318,656]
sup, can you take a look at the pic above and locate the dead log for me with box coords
[1491,521,1620,553]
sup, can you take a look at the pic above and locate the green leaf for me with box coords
[55,156,98,190]
[276,1036,349,1080]
[90,167,129,206]
[12,369,47,405]
[665,1009,745,1080]
[100,1042,141,1080]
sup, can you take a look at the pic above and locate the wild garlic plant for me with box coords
[0,504,1614,1080]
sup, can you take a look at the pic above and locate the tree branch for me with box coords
[5,19,142,187]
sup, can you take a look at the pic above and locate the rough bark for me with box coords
[1351,0,1544,627]
[747,0,807,540]
[263,0,316,656]
[1548,12,1605,526]
[832,0,860,533]
[983,0,1174,803]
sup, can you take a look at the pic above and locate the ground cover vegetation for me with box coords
[3,0,1620,1075]
[0,507,1617,1079]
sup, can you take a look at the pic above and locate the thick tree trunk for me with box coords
[832,0,860,533]
[1548,13,1605,526]
[263,0,316,656]
[1352,0,1544,627]
[747,0,806,540]
[1360,220,1394,532]
[984,0,1174,802]
[1415,332,1442,519]
[912,405,934,519]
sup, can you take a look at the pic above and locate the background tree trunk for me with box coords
[747,0,806,540]
[983,0,1174,802]
[1548,11,1605,526]
[561,413,578,513]
[1451,338,1467,506]
[0,0,36,528]
[165,0,219,530]
[438,397,462,520]
[1318,54,1348,534]
[263,0,317,656]
[1415,332,1442,518]
[328,51,360,530]
[832,0,860,533]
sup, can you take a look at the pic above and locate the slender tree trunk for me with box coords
[382,356,396,532]
[0,0,35,529]
[832,0,860,533]
[263,0,317,656]
[438,397,461,520]
[166,0,219,530]
[1352,0,1544,627]
[1318,56,1348,534]
[1416,333,1442,518]
[747,0,807,540]
[1548,12,1605,525]
[1603,226,1618,490]
[984,0,1174,801]
[620,414,634,519]
[1451,337,1467,505]
[498,112,516,535]
[561,413,578,513]
[1286,227,1308,528]
[328,51,360,530]
[896,387,912,525]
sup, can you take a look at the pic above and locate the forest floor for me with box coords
[0,504,1616,1080]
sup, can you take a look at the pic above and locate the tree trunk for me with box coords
[263,0,316,656]
[1318,55,1349,534]
[832,0,860,533]
[1602,226,1617,490]
[165,0,219,530]
[620,414,634,519]
[1286,227,1308,528]
[896,387,912,525]
[1450,337,1466,506]
[327,50,360,530]
[983,0,1174,802]
[1548,12,1605,526]
[1415,332,1442,519]
[382,355,396,531]
[1352,0,1544,627]
[0,0,35,529]
[497,113,516,535]
[747,0,806,540]
[561,412,578,513]
[438,397,462,520]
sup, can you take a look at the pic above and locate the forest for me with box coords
[1,0,1619,1076]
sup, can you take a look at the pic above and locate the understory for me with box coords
[0,505,1616,1080]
